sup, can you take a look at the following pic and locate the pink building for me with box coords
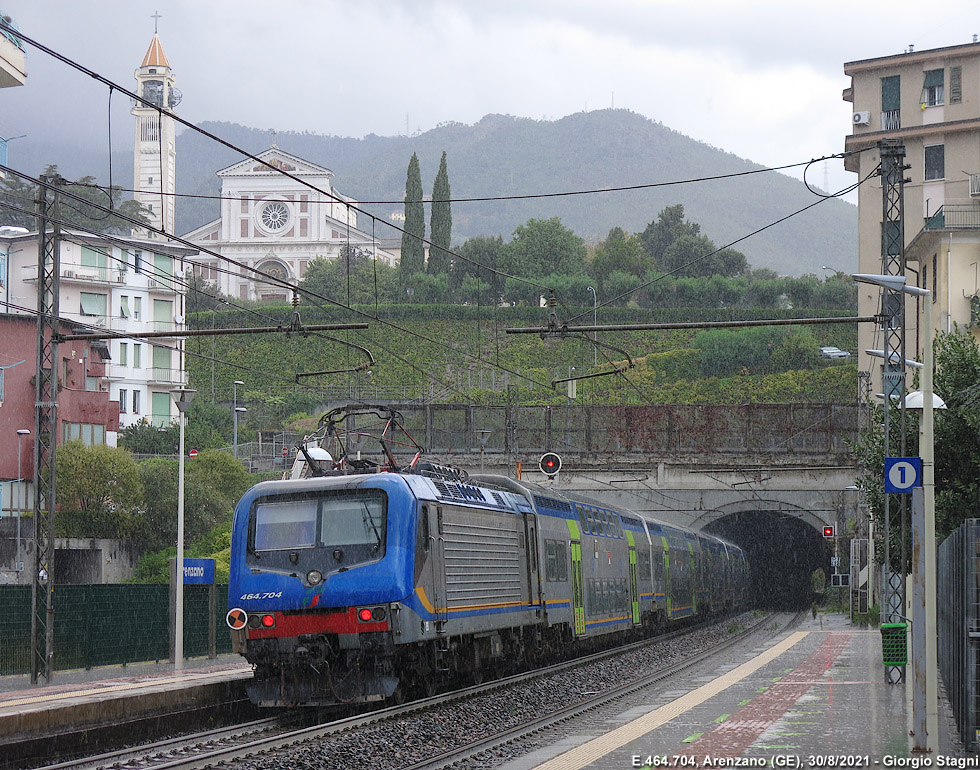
[0,313,120,487]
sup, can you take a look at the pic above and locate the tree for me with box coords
[452,235,504,302]
[639,204,701,266]
[136,449,252,552]
[497,217,587,284]
[449,235,504,305]
[428,151,452,275]
[56,442,144,538]
[852,326,980,549]
[660,233,715,277]
[185,272,225,314]
[400,153,425,280]
[0,165,150,234]
[590,227,645,285]
[300,247,399,306]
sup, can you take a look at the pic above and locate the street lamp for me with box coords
[475,429,492,474]
[234,407,247,458]
[233,380,244,457]
[170,387,196,671]
[586,286,597,367]
[853,273,937,752]
[16,429,30,576]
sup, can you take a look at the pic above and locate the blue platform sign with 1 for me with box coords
[884,456,922,494]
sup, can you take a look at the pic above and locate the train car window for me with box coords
[254,499,317,550]
[576,505,589,536]
[545,540,568,582]
[420,506,430,552]
[249,489,388,568]
[593,509,607,536]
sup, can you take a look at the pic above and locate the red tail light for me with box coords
[261,614,276,628]
[358,608,374,622]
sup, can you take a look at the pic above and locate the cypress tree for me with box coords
[428,151,452,275]
[400,153,425,285]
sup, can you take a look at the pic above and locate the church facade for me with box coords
[183,148,396,302]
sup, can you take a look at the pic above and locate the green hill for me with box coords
[175,109,856,276]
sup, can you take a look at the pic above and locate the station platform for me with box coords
[0,654,253,747]
[506,613,969,769]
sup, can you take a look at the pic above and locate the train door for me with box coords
[626,531,640,626]
[427,505,448,631]
[566,520,586,636]
[523,513,542,614]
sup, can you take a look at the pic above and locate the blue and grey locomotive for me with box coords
[227,459,749,707]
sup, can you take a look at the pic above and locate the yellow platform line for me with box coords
[532,631,809,770]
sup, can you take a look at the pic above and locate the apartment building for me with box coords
[844,40,980,379]
[0,227,196,432]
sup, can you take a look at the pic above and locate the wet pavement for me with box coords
[501,613,968,769]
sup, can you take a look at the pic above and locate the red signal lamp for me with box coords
[539,452,562,477]
[823,526,835,538]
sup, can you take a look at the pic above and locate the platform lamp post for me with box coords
[233,380,244,458]
[475,429,492,474]
[16,429,30,577]
[170,387,196,671]
[853,273,937,752]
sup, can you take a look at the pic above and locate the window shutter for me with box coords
[950,66,962,103]
[881,75,901,111]
[923,69,944,88]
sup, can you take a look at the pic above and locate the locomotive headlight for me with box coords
[306,569,323,585]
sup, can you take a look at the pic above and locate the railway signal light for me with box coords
[823,526,835,538]
[539,452,562,478]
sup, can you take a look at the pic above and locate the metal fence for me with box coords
[938,518,980,752]
[0,584,233,676]
[386,403,857,462]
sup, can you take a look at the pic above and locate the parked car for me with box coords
[819,346,851,359]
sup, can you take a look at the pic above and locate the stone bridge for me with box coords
[400,402,866,606]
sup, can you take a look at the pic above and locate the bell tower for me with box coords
[132,20,181,238]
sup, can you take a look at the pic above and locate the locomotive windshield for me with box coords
[248,489,387,568]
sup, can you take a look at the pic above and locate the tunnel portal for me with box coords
[706,510,833,611]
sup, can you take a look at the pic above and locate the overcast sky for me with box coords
[2,0,978,200]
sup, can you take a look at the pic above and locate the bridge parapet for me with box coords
[395,402,860,468]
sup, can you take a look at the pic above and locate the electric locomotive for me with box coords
[227,406,749,707]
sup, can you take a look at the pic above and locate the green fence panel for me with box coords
[0,585,32,676]
[0,584,232,676]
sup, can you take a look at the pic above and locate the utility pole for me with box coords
[32,173,62,684]
[878,139,909,685]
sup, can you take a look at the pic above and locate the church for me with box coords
[183,147,396,303]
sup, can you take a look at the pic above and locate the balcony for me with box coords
[924,204,980,231]
[881,110,901,131]
[0,19,27,89]
[147,368,186,385]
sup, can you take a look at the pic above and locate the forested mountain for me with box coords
[174,109,857,276]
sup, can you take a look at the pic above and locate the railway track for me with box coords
[29,611,791,770]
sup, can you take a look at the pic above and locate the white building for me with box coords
[0,227,196,435]
[184,147,396,302]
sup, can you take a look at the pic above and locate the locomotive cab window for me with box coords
[248,489,387,571]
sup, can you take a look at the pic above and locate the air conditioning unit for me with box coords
[852,111,871,126]
[970,174,980,197]
[63,270,75,278]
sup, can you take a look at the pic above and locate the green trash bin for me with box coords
[880,622,908,666]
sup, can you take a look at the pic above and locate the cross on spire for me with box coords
[270,128,277,148]
[151,10,162,34]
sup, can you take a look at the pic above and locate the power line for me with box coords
[0,19,551,296]
[9,169,565,393]
[67,155,850,206]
